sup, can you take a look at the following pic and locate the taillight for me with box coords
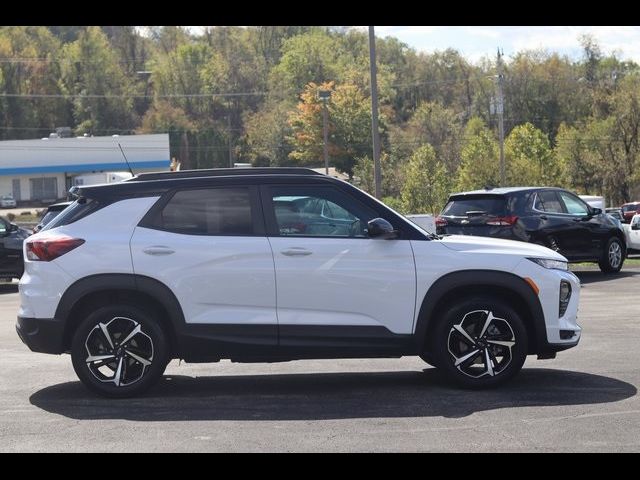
[26,235,85,262]
[486,216,518,226]
[435,216,448,227]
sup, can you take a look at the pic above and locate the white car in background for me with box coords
[0,195,16,208]
[624,214,640,251]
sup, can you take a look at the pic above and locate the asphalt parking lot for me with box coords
[1,267,640,452]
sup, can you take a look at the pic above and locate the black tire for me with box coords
[71,304,169,398]
[598,236,625,273]
[431,297,528,389]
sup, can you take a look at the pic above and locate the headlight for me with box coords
[527,257,568,271]
[559,280,572,317]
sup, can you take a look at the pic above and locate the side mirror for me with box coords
[592,207,602,215]
[367,218,398,239]
[632,223,640,231]
[9,223,18,232]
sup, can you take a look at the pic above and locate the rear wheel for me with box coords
[71,305,169,398]
[599,237,625,273]
[431,297,528,389]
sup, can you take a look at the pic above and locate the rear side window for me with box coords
[40,199,100,231]
[533,191,564,214]
[151,187,253,236]
[441,196,506,217]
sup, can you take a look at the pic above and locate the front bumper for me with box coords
[16,316,65,354]
[512,259,582,355]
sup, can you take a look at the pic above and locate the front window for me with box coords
[558,192,589,216]
[270,186,376,238]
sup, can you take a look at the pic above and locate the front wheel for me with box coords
[431,297,528,389]
[599,237,625,273]
[71,305,169,398]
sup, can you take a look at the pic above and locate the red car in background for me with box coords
[621,202,640,223]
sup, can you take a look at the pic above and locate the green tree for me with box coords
[504,50,590,140]
[287,81,372,177]
[505,123,559,186]
[59,26,137,134]
[555,122,599,194]
[352,152,401,197]
[401,144,451,214]
[393,101,463,174]
[456,117,500,190]
[270,31,347,96]
[0,26,68,139]
[243,100,295,166]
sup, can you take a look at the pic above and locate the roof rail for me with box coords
[129,167,323,182]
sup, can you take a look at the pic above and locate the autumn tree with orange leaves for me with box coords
[287,81,373,178]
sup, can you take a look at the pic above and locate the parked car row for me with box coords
[0,202,72,280]
[435,187,627,273]
[621,202,640,223]
[624,213,640,252]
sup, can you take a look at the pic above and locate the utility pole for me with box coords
[496,48,505,186]
[228,102,233,168]
[318,89,332,175]
[323,101,329,174]
[369,26,382,198]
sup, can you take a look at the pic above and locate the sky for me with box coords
[367,26,640,63]
[183,26,640,63]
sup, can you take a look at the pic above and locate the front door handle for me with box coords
[281,247,313,256]
[143,246,175,256]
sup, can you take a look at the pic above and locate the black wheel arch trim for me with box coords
[55,273,188,354]
[414,270,547,355]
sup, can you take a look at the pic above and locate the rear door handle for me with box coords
[143,246,175,256]
[540,215,548,220]
[281,247,313,256]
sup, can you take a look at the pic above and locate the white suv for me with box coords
[16,168,581,397]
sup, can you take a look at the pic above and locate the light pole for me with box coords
[318,89,332,174]
[495,48,505,186]
[369,26,382,198]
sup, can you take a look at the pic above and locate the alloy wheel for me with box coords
[447,310,516,378]
[609,241,622,269]
[84,317,154,387]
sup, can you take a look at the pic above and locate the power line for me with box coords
[0,92,267,99]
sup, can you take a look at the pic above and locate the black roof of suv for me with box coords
[69,168,331,201]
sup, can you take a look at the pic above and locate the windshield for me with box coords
[622,204,639,212]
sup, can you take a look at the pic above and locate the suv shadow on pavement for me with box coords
[30,368,636,421]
